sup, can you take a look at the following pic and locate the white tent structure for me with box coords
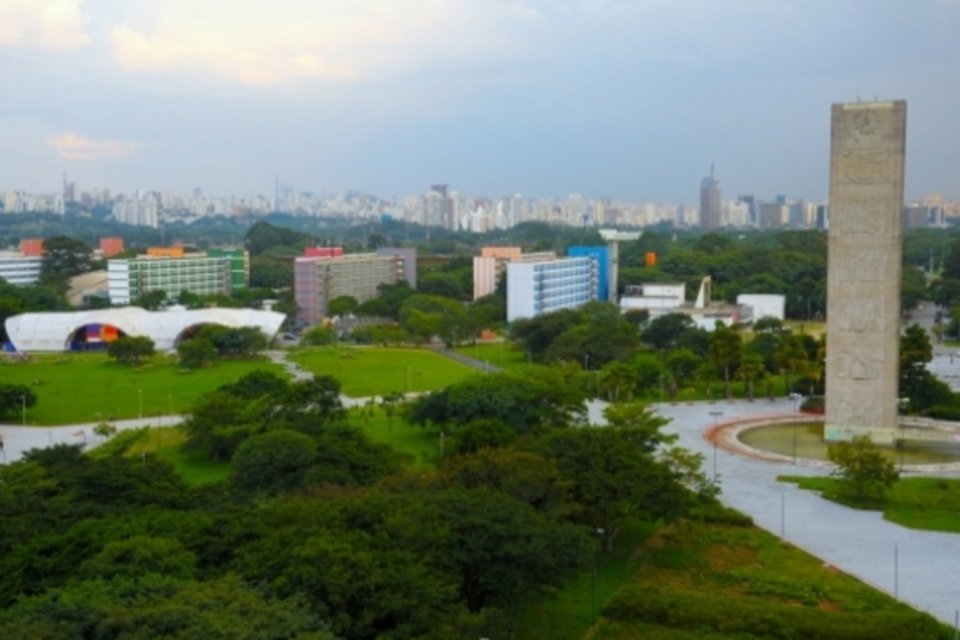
[5,307,286,352]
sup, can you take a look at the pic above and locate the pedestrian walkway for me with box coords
[655,399,960,627]
[0,415,183,465]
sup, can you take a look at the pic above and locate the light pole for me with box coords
[138,387,143,420]
[898,397,909,471]
[789,393,803,464]
[709,410,723,482]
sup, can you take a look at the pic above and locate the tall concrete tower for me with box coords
[824,100,907,444]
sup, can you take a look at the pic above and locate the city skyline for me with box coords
[2,1,959,201]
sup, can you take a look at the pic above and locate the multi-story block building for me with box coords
[294,249,416,326]
[107,248,248,305]
[567,246,610,301]
[0,252,42,286]
[506,257,598,322]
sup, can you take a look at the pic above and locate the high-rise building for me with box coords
[108,249,248,304]
[0,251,42,285]
[294,249,415,326]
[567,246,610,301]
[699,164,722,229]
[473,247,522,301]
[506,257,599,322]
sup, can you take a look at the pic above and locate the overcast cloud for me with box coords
[2,0,958,203]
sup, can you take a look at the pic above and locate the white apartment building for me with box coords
[506,257,598,322]
[0,252,43,286]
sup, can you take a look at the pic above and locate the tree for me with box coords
[328,295,359,316]
[409,368,588,434]
[230,430,318,494]
[177,338,217,369]
[709,322,742,400]
[738,351,765,401]
[0,384,37,419]
[107,335,155,365]
[775,334,808,395]
[827,435,899,503]
[537,424,690,550]
[666,348,700,393]
[197,325,268,356]
[453,418,517,455]
[429,487,590,617]
[641,313,696,351]
[92,422,116,439]
[40,235,93,292]
[135,289,167,310]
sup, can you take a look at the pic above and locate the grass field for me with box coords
[290,346,476,397]
[349,405,442,469]
[2,354,285,425]
[782,475,960,534]
[515,520,659,639]
[518,509,946,639]
[453,342,528,370]
[89,426,231,486]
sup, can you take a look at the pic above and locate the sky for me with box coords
[2,0,959,203]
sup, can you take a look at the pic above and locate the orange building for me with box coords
[20,238,44,256]
[100,237,125,258]
[146,246,185,258]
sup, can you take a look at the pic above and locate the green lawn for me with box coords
[290,346,475,397]
[453,342,529,370]
[515,520,659,639]
[349,406,442,469]
[782,475,960,534]
[520,508,946,639]
[2,353,285,425]
[89,426,231,486]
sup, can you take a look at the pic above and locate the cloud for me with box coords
[49,133,137,160]
[109,0,539,85]
[0,0,90,49]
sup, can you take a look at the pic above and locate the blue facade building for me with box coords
[567,246,610,301]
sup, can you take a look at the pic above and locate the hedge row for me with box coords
[603,584,948,640]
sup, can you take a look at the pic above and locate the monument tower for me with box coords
[824,100,907,443]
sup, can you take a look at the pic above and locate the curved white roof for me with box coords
[5,307,286,352]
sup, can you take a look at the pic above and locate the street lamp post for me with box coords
[898,397,910,472]
[709,410,723,482]
[789,393,803,464]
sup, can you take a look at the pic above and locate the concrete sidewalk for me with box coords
[655,399,960,627]
[0,415,183,465]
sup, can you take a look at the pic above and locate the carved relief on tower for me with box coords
[839,150,892,185]
[830,351,884,381]
[829,194,893,235]
[829,248,893,284]
[831,296,885,333]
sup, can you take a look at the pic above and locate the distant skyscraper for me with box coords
[699,164,722,229]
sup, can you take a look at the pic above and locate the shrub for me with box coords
[603,584,945,639]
